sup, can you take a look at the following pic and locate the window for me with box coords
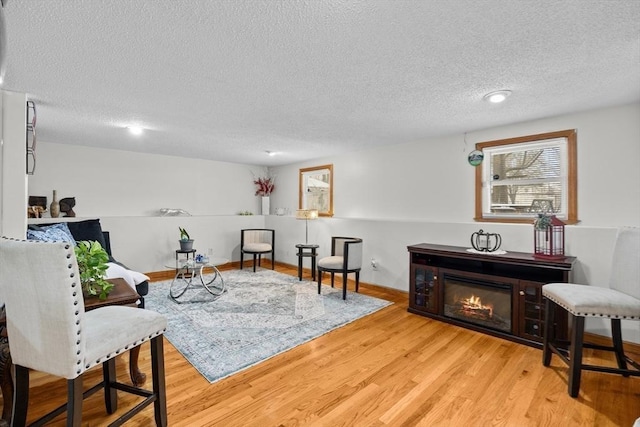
[475,129,577,224]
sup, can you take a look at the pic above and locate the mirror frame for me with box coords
[299,164,334,217]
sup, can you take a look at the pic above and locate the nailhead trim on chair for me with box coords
[544,294,640,320]
[1,238,89,375]
[84,328,166,369]
[64,241,85,375]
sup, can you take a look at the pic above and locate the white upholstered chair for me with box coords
[240,229,275,272]
[542,227,640,397]
[0,237,168,426]
[317,237,363,300]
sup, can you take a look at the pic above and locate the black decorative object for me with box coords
[470,229,502,252]
[60,197,76,217]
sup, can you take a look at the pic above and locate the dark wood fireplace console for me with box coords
[407,243,576,348]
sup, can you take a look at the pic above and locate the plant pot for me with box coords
[179,239,194,251]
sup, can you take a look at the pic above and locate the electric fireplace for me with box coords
[408,243,575,347]
[443,274,512,333]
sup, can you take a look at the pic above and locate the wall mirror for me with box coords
[299,164,333,217]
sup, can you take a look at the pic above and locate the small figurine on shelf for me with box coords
[60,197,76,217]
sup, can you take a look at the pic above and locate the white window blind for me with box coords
[482,137,568,219]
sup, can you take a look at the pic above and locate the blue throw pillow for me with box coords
[27,222,77,246]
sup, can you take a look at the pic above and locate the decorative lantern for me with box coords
[533,214,565,259]
[471,229,502,252]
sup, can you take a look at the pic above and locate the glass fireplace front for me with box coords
[443,274,512,333]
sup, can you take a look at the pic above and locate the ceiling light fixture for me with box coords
[483,90,512,103]
[265,150,276,156]
[127,126,143,135]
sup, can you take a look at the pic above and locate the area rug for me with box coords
[144,269,393,383]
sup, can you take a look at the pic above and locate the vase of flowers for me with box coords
[254,174,275,215]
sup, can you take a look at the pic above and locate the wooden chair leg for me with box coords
[318,270,323,294]
[67,376,83,427]
[130,345,146,386]
[0,343,14,423]
[253,254,257,272]
[240,252,244,269]
[568,315,585,397]
[151,336,168,427]
[611,318,629,375]
[103,358,117,414]
[11,365,29,427]
[542,298,555,367]
[355,271,360,293]
[330,272,335,288]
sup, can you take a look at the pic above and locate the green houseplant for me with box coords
[74,240,114,300]
[179,226,194,251]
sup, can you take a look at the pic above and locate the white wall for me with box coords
[269,103,640,226]
[27,143,271,272]
[0,90,27,238]
[25,102,640,342]
[29,142,269,217]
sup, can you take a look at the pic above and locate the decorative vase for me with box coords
[179,239,194,251]
[50,190,60,218]
[261,196,270,215]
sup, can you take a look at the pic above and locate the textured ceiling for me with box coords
[1,0,639,166]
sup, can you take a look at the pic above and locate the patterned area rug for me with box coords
[145,269,392,383]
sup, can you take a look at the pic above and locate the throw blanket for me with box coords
[105,262,149,291]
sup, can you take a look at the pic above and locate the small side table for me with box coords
[175,249,196,271]
[296,244,319,281]
[166,258,228,302]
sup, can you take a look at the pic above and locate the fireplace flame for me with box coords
[461,295,493,317]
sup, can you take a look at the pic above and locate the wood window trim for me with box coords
[299,164,334,217]
[474,129,578,225]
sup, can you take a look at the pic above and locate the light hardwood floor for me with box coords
[3,263,639,426]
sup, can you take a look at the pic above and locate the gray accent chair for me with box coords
[0,237,168,426]
[240,229,275,272]
[317,237,363,300]
[542,227,640,397]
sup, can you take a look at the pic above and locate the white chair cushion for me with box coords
[83,305,166,372]
[318,256,344,270]
[543,283,640,319]
[243,243,272,253]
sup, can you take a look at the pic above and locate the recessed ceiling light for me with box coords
[127,126,143,135]
[265,150,276,156]
[483,90,512,103]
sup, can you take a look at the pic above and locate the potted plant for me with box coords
[75,241,114,300]
[179,226,194,251]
